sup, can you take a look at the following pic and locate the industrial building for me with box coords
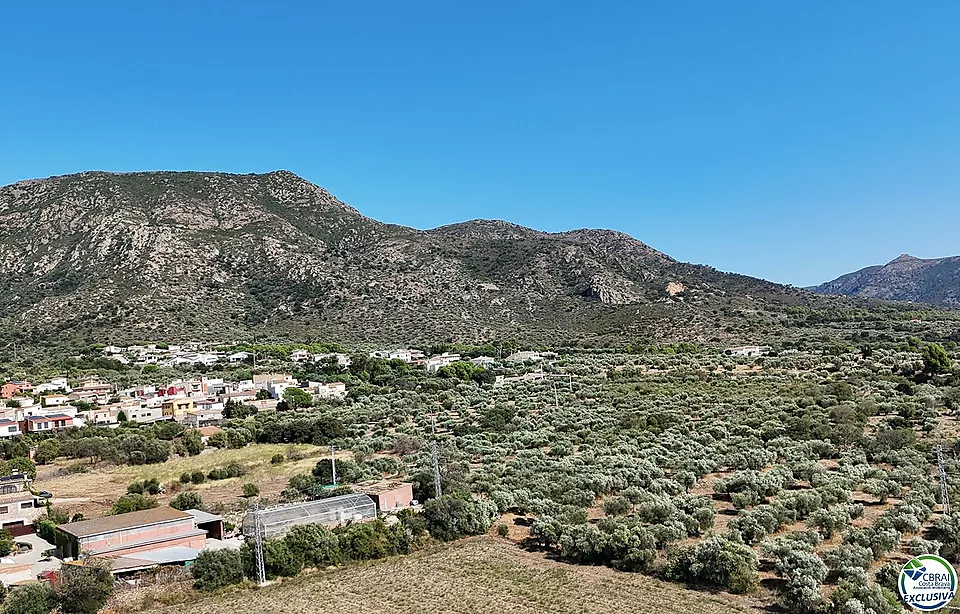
[55,507,208,559]
[241,493,377,539]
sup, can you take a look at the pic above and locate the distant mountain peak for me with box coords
[813,253,960,308]
[888,253,920,265]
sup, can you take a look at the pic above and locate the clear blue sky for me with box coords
[2,1,958,287]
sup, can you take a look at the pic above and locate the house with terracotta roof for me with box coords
[0,381,32,400]
[55,507,207,559]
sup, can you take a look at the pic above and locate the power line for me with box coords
[937,444,951,515]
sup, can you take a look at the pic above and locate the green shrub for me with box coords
[422,495,497,542]
[284,523,342,568]
[109,494,157,515]
[1,581,56,614]
[668,535,759,594]
[170,492,202,511]
[54,561,114,614]
[192,549,244,591]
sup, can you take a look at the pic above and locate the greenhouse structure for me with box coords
[241,493,377,539]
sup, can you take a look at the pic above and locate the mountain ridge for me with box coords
[0,170,882,344]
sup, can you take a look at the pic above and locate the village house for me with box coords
[0,419,21,438]
[81,406,122,426]
[194,398,224,413]
[197,426,223,446]
[253,373,296,387]
[505,351,545,363]
[34,376,71,395]
[267,380,293,399]
[470,356,497,366]
[370,349,422,362]
[22,413,74,433]
[724,345,771,357]
[290,349,311,362]
[424,353,462,372]
[227,351,252,363]
[0,474,43,536]
[0,381,32,400]
[161,398,194,418]
[41,393,71,407]
[308,381,347,400]
[219,390,257,404]
[125,406,165,424]
[179,407,223,428]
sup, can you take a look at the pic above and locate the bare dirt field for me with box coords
[146,537,765,614]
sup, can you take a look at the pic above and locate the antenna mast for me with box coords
[251,502,266,585]
[937,445,951,515]
[431,415,442,498]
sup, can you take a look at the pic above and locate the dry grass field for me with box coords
[146,537,765,614]
[33,444,328,518]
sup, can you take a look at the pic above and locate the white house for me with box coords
[41,394,70,407]
[228,351,252,363]
[0,419,21,438]
[308,382,347,399]
[724,346,770,358]
[470,356,497,366]
[267,381,293,400]
[424,353,462,372]
[370,349,419,363]
[290,349,311,362]
[34,376,72,395]
[194,398,225,413]
[125,407,165,424]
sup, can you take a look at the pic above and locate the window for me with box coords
[0,485,16,495]
[21,501,33,509]
[6,426,15,433]
[0,506,7,514]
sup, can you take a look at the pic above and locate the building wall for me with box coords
[368,484,414,511]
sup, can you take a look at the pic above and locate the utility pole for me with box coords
[330,445,337,486]
[431,415,442,498]
[251,502,266,586]
[937,445,951,515]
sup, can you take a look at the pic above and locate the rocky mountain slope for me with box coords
[0,171,844,344]
[812,254,960,308]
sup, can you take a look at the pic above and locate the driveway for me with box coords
[8,533,61,578]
